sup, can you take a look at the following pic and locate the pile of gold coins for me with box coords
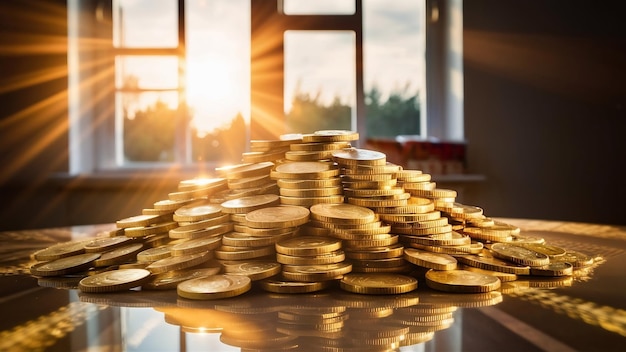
[30,130,598,299]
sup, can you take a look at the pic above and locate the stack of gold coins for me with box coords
[309,203,409,274]
[276,305,347,339]
[242,134,303,164]
[212,162,278,202]
[285,133,352,162]
[271,161,344,207]
[334,148,412,210]
[276,235,352,282]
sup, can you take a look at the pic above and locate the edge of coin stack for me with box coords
[28,129,602,299]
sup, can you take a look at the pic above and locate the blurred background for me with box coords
[1,0,624,230]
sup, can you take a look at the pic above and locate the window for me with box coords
[69,0,461,173]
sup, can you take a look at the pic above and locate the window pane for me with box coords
[284,31,355,134]
[116,91,179,163]
[363,0,425,137]
[282,0,355,15]
[113,0,178,48]
[116,56,179,90]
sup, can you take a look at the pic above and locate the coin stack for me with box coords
[213,161,278,202]
[272,161,344,207]
[308,203,408,274]
[241,134,303,164]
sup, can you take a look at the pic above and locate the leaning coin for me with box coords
[490,243,550,267]
[425,269,501,293]
[78,268,151,293]
[30,253,101,277]
[177,275,251,300]
[403,248,457,271]
[32,239,90,261]
[340,273,418,295]
[530,262,574,277]
[146,251,212,274]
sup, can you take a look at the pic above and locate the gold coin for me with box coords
[220,194,281,214]
[146,251,212,274]
[116,214,172,229]
[216,162,275,180]
[32,239,90,261]
[279,195,345,207]
[332,148,386,166]
[342,162,402,175]
[282,262,352,282]
[143,266,222,290]
[136,245,174,263]
[530,262,573,277]
[259,279,330,294]
[490,243,550,267]
[142,207,174,216]
[153,198,194,211]
[397,170,431,182]
[177,274,251,300]
[78,268,151,293]
[342,179,398,189]
[425,269,501,293]
[276,250,345,265]
[403,181,437,191]
[244,205,310,229]
[222,261,282,281]
[214,245,275,260]
[409,188,457,199]
[168,181,229,201]
[124,222,179,238]
[392,223,452,236]
[227,174,272,190]
[169,222,233,240]
[310,203,376,225]
[170,236,222,256]
[403,248,457,270]
[94,243,145,267]
[302,130,359,143]
[232,224,297,237]
[30,253,101,277]
[177,177,227,192]
[550,250,594,268]
[455,254,531,275]
[290,141,351,151]
[342,235,399,249]
[173,201,223,222]
[439,202,484,219]
[277,177,342,189]
[347,197,408,208]
[344,244,405,260]
[242,150,286,163]
[463,266,518,282]
[250,136,302,149]
[272,161,340,179]
[342,173,394,181]
[276,236,342,256]
[330,226,392,239]
[514,242,567,258]
[279,187,343,197]
[378,210,441,223]
[403,232,471,247]
[284,150,335,161]
[343,187,406,198]
[222,231,295,247]
[339,273,417,294]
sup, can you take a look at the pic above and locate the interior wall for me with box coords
[463,0,626,225]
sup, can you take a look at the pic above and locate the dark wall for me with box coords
[463,0,626,225]
[0,0,71,230]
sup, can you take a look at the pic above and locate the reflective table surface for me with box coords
[1,218,625,351]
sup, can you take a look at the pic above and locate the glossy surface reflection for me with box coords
[1,219,625,351]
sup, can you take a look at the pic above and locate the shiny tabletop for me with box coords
[1,218,625,351]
